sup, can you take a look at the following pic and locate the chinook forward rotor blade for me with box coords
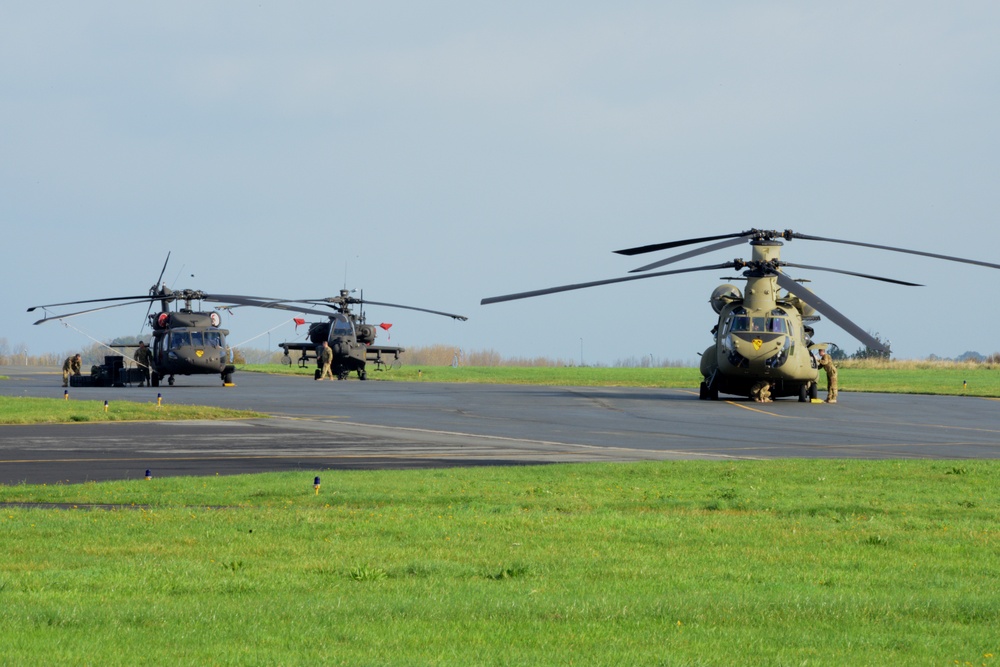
[32,299,157,325]
[781,263,923,287]
[481,263,735,305]
[790,233,1000,270]
[774,272,889,354]
[628,237,750,273]
[615,231,750,256]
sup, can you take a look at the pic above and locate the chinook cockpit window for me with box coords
[729,314,789,334]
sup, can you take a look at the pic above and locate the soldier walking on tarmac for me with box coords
[818,349,838,403]
[318,340,335,380]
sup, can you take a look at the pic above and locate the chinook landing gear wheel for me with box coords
[699,381,719,401]
[798,383,809,402]
[809,382,818,400]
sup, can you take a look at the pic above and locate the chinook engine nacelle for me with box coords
[710,284,743,314]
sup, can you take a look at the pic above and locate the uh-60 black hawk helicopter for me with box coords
[483,229,1000,402]
[27,256,293,387]
[224,290,468,380]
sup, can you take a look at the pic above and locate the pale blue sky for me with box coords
[3,2,999,363]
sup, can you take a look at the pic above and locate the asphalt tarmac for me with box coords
[2,365,999,484]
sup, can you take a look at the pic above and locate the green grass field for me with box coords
[3,364,999,663]
[1,460,998,665]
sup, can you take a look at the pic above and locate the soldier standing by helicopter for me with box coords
[61,353,82,387]
[318,340,335,381]
[818,349,838,403]
[134,341,153,387]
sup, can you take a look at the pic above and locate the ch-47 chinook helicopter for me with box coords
[27,256,289,387]
[483,229,1000,402]
[225,290,468,380]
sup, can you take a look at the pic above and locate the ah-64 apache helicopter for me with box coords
[28,256,293,387]
[225,290,468,380]
[483,229,1000,402]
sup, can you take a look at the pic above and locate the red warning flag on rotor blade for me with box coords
[293,318,306,327]
[379,323,392,331]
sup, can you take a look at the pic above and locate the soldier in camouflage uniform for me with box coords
[818,350,838,403]
[62,354,82,387]
[750,380,773,402]
[318,340,335,380]
[134,341,153,387]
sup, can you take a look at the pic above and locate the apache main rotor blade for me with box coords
[628,237,749,273]
[614,232,749,256]
[260,296,468,321]
[32,299,157,325]
[482,263,735,305]
[781,263,923,286]
[774,272,889,354]
[360,300,468,321]
[790,232,1000,270]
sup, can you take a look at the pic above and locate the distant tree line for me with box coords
[2,336,999,368]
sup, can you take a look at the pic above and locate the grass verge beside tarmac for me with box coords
[1,459,998,665]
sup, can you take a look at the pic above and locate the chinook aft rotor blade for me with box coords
[781,263,923,287]
[790,233,1000,270]
[774,272,889,354]
[482,263,736,305]
[628,237,750,273]
[614,231,751,256]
